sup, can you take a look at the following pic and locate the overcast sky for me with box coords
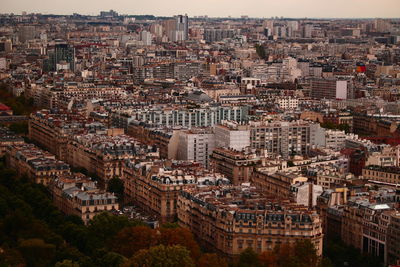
[1,0,399,18]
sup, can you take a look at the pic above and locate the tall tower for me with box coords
[176,14,189,41]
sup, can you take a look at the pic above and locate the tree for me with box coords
[18,238,56,267]
[96,251,126,267]
[237,248,260,267]
[88,212,132,245]
[258,251,277,267]
[198,253,228,267]
[111,226,158,258]
[255,44,266,59]
[161,222,180,229]
[292,240,319,267]
[55,260,80,267]
[159,227,201,260]
[124,245,194,267]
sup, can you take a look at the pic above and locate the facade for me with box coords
[177,184,323,257]
[204,28,238,42]
[248,120,318,159]
[0,127,24,157]
[210,147,260,185]
[111,105,249,131]
[6,143,70,185]
[123,160,228,222]
[324,130,347,150]
[214,120,251,151]
[362,165,400,184]
[387,213,400,265]
[316,170,354,189]
[290,182,324,208]
[168,128,215,168]
[49,173,119,224]
[310,78,354,100]
[276,97,299,110]
[341,200,395,264]
[66,133,157,184]
[29,109,106,160]
[253,170,308,199]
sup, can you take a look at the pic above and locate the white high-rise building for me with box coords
[140,30,152,46]
[214,121,250,151]
[169,128,215,168]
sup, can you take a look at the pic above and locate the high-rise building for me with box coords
[55,43,75,71]
[176,14,189,41]
[169,128,215,168]
[44,42,75,72]
[18,25,36,43]
[140,30,152,46]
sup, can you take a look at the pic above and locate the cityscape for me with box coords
[0,3,399,267]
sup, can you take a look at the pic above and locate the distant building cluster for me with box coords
[0,12,400,263]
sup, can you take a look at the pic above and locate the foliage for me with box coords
[198,253,228,267]
[323,238,383,267]
[255,44,266,59]
[123,245,195,267]
[159,227,201,260]
[320,122,350,134]
[55,259,80,267]
[18,238,56,267]
[111,226,158,258]
[238,248,260,267]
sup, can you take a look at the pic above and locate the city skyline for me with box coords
[1,0,400,18]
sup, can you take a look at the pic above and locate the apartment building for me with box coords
[310,77,354,100]
[0,127,24,157]
[252,170,308,199]
[387,213,400,265]
[248,120,319,159]
[66,132,158,184]
[177,184,323,257]
[111,105,249,131]
[6,143,70,185]
[341,196,398,265]
[362,165,400,184]
[49,173,119,224]
[210,147,261,185]
[168,128,215,168]
[276,97,299,110]
[123,160,228,222]
[214,120,251,151]
[29,109,106,161]
[316,169,355,189]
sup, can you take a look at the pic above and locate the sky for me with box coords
[1,0,399,18]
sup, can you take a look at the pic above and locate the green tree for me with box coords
[88,212,132,246]
[124,245,195,267]
[55,259,80,267]
[18,238,56,267]
[255,44,266,59]
[238,248,260,267]
[96,251,126,267]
